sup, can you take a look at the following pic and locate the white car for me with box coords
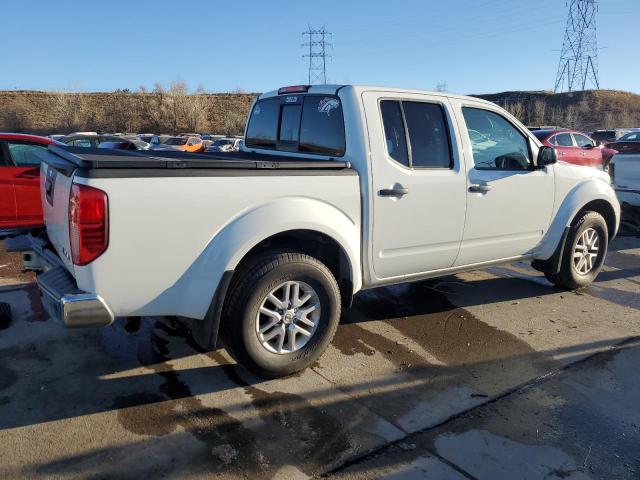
[609,153,640,206]
[205,137,243,152]
[18,84,619,377]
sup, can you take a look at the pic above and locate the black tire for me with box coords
[547,211,608,290]
[222,252,341,378]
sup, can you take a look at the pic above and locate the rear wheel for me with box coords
[546,211,608,289]
[222,252,341,378]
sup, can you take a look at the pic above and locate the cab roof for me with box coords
[259,84,496,106]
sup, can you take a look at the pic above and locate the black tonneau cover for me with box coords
[39,145,352,176]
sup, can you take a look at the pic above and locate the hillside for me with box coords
[0,88,257,136]
[473,89,640,131]
[1,88,639,136]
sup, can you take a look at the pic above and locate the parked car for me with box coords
[137,134,156,144]
[605,131,640,155]
[532,129,616,169]
[149,134,172,146]
[59,134,148,150]
[609,153,640,207]
[152,136,204,153]
[205,137,242,152]
[590,129,632,146]
[0,133,53,234]
[15,84,619,378]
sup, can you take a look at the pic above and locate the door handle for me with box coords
[379,187,409,197]
[560,151,566,155]
[469,184,492,193]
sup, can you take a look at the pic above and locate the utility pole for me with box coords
[554,0,600,92]
[302,26,332,84]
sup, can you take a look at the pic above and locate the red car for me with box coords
[0,133,53,234]
[605,131,640,154]
[532,129,617,169]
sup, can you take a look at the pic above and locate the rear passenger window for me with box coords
[7,142,47,166]
[246,98,280,148]
[403,102,452,168]
[380,100,409,167]
[380,100,452,169]
[246,95,345,157]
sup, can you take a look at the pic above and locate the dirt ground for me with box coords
[0,233,638,479]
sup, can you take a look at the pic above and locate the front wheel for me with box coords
[222,252,341,378]
[545,211,608,289]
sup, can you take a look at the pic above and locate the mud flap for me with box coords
[189,270,234,350]
[531,227,569,275]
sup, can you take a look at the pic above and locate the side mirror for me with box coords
[537,146,557,167]
[582,144,595,150]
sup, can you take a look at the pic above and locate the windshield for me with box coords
[165,137,187,145]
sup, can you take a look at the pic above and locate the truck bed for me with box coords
[38,145,353,177]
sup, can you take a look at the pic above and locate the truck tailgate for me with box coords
[41,161,75,273]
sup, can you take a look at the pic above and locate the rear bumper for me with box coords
[38,267,114,328]
[8,233,114,328]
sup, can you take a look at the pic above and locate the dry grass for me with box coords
[0,86,256,135]
[474,89,640,130]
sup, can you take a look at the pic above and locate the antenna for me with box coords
[554,0,600,92]
[302,25,332,84]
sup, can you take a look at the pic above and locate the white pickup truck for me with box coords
[19,84,620,377]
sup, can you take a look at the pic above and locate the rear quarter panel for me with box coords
[73,172,362,319]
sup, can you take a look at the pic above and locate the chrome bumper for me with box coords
[37,267,114,328]
[32,248,114,328]
[6,234,114,328]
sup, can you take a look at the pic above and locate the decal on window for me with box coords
[253,105,261,115]
[318,97,339,116]
[285,96,298,103]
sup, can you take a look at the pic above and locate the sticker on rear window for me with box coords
[253,105,261,115]
[318,97,339,116]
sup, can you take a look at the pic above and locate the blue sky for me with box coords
[1,0,637,94]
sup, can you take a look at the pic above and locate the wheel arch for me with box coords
[534,179,620,261]
[576,199,617,240]
[189,198,361,350]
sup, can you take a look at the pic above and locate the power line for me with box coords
[554,0,600,92]
[302,26,332,84]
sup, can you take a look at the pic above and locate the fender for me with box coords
[533,177,620,261]
[160,196,362,321]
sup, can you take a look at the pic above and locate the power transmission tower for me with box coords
[302,26,332,84]
[436,82,448,92]
[554,0,600,92]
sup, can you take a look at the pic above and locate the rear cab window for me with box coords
[246,94,345,157]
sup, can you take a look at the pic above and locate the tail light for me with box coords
[69,184,109,265]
